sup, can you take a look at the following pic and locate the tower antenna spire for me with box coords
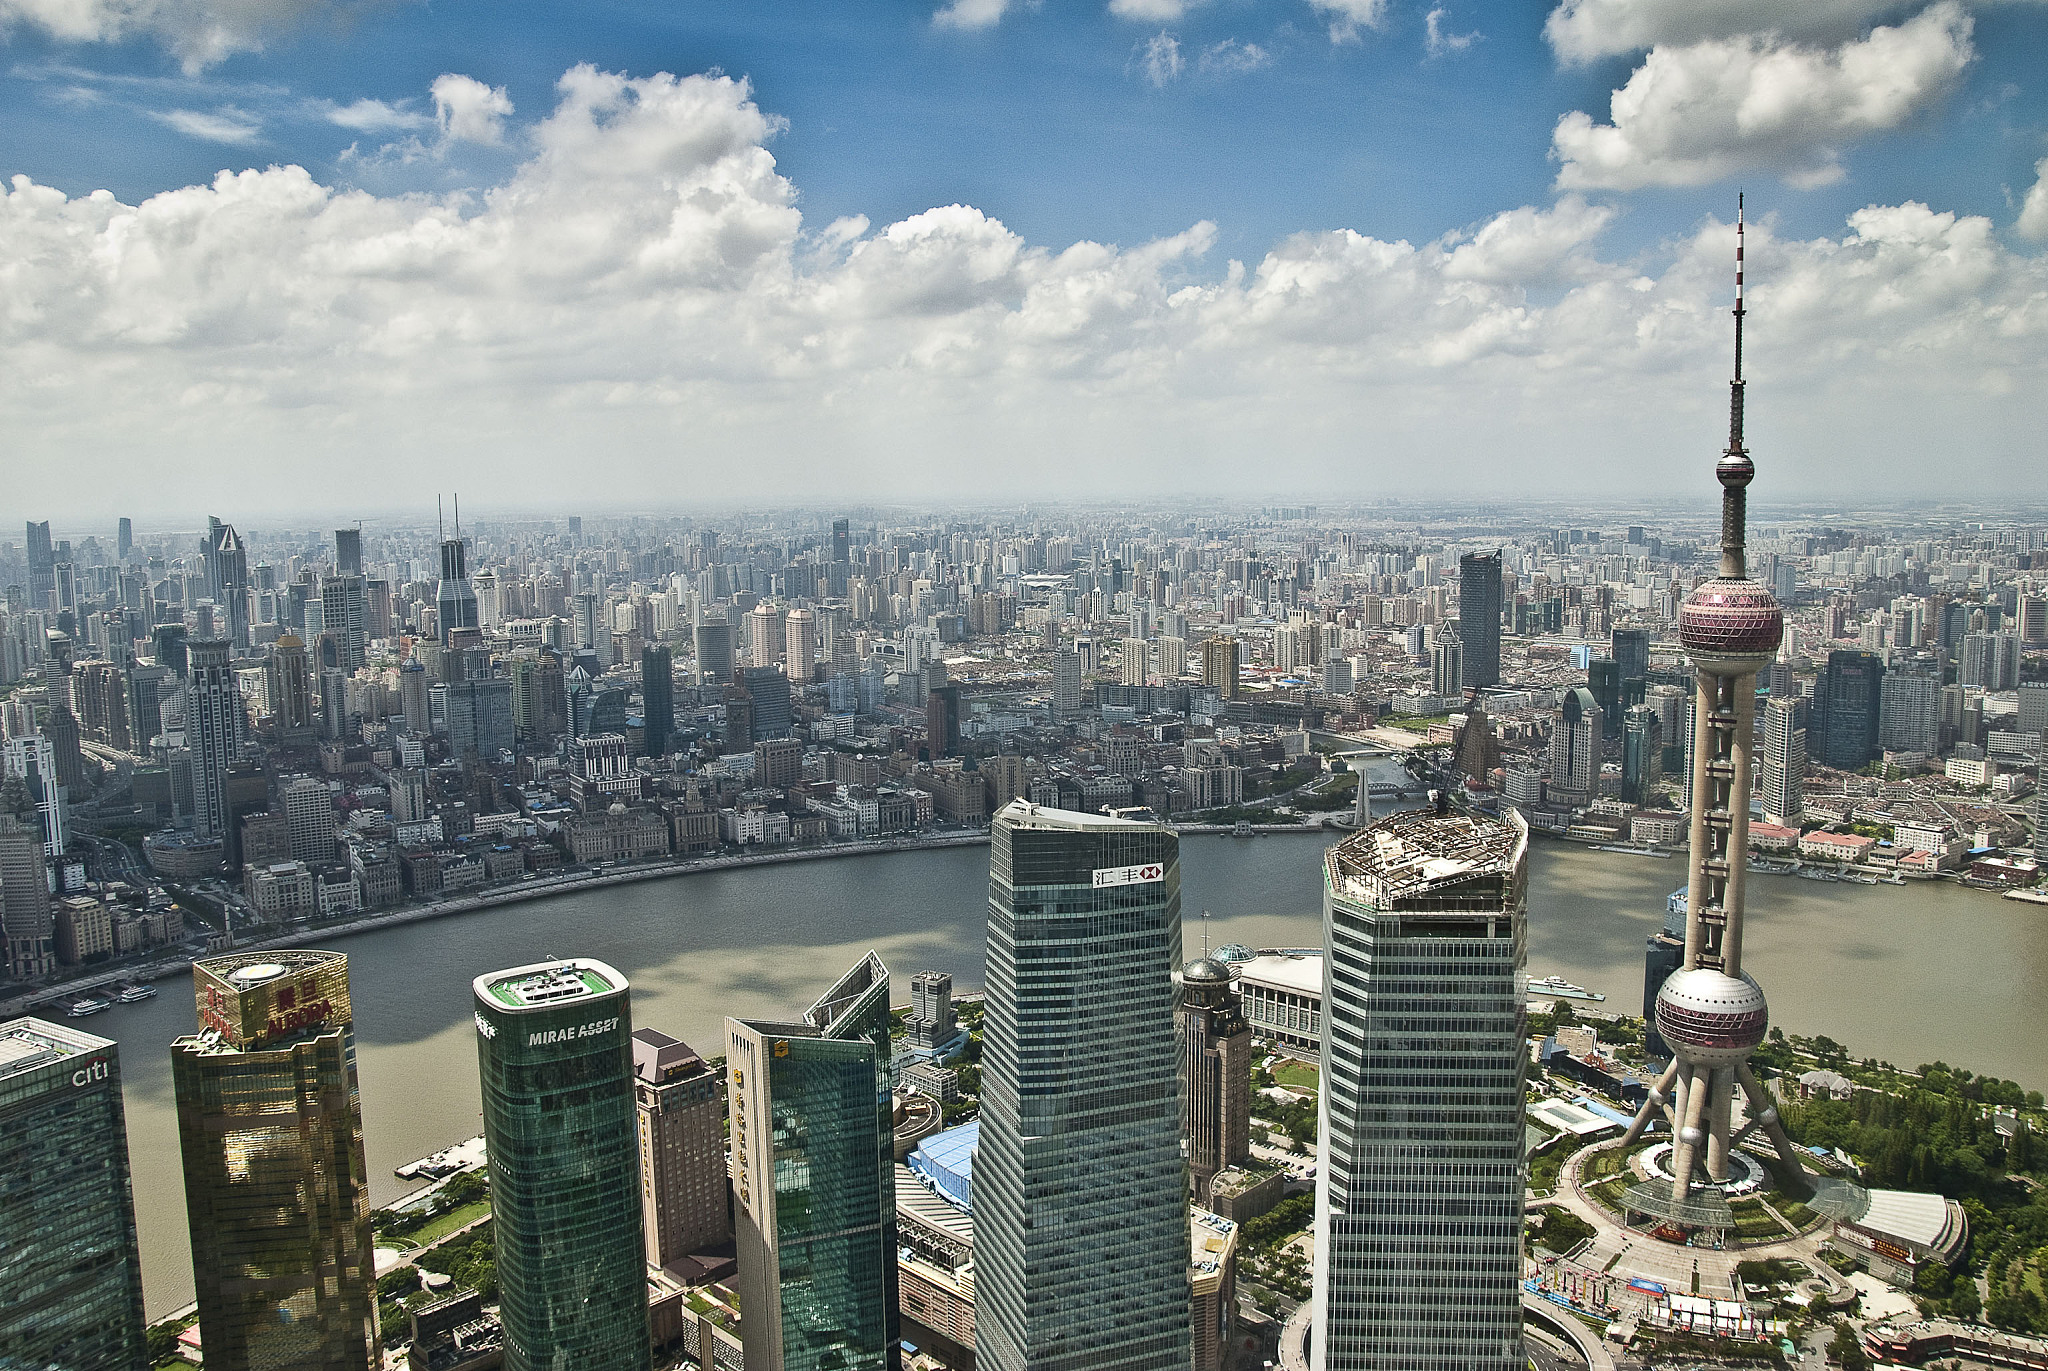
[1717,193,1753,581]
[438,495,445,544]
[454,493,461,540]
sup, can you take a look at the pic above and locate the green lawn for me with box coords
[1274,1061,1320,1093]
[396,1200,491,1250]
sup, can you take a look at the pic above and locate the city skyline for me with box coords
[2,2,2046,507]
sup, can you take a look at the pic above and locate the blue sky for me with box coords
[2,0,2046,515]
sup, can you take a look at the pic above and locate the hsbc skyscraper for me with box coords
[975,801,1193,1371]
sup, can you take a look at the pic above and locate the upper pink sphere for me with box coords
[1679,577,1783,672]
[1717,452,1755,488]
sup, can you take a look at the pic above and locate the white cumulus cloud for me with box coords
[2018,157,2048,240]
[1425,6,1481,56]
[1552,1,1974,190]
[1,64,2042,513]
[1110,0,1200,18]
[1543,0,1927,63]
[1307,0,1388,43]
[432,73,514,145]
[0,0,369,73]
[1198,38,1272,76]
[1133,31,1182,86]
[148,104,262,143]
[322,97,430,133]
[932,0,1015,30]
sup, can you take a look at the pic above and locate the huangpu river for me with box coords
[98,805,2048,1316]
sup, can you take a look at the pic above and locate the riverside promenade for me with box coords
[0,829,1002,1020]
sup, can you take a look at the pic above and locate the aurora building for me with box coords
[1312,800,1529,1371]
[727,951,900,1371]
[0,1018,147,1371]
[976,801,1192,1371]
[473,958,648,1371]
[172,952,380,1371]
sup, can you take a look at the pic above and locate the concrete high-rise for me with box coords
[1622,704,1663,803]
[319,573,368,670]
[785,607,818,682]
[3,733,66,858]
[1758,697,1805,827]
[642,643,675,756]
[26,520,55,609]
[281,774,335,867]
[1588,657,1623,739]
[907,969,956,1049]
[474,958,649,1371]
[334,527,362,576]
[746,601,784,669]
[436,535,478,645]
[1618,198,1811,1232]
[1427,625,1460,698]
[1457,551,1502,689]
[0,1018,147,1371]
[1547,686,1600,806]
[728,952,900,1371]
[1201,634,1240,700]
[1313,798,1528,1371]
[173,952,379,1371]
[0,814,55,979]
[977,802,1191,1371]
[633,1028,732,1275]
[1178,957,1252,1208]
[926,684,962,758]
[740,664,793,742]
[271,633,316,742]
[185,639,242,843]
[210,520,250,650]
[1814,649,1883,770]
[1612,627,1652,692]
[695,616,734,685]
[1052,648,1083,718]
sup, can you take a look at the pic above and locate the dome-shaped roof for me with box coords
[1679,578,1782,675]
[1655,967,1769,1066]
[1182,957,1232,984]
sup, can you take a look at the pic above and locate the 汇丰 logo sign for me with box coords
[1092,862,1165,888]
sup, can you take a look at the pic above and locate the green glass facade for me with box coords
[473,958,649,1371]
[976,801,1192,1371]
[0,1018,147,1371]
[172,951,380,1371]
[728,951,900,1371]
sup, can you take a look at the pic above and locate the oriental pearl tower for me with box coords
[1618,197,1809,1222]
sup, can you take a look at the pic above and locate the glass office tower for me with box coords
[473,958,648,1371]
[1313,800,1528,1371]
[0,1017,147,1371]
[172,951,380,1371]
[727,951,900,1371]
[976,801,1192,1371]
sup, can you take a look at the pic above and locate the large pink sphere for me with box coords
[1655,968,1769,1066]
[1679,578,1782,675]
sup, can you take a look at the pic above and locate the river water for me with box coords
[95,821,2048,1317]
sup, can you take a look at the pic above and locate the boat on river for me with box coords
[66,994,112,1017]
[115,982,157,1003]
[1527,975,1605,1002]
